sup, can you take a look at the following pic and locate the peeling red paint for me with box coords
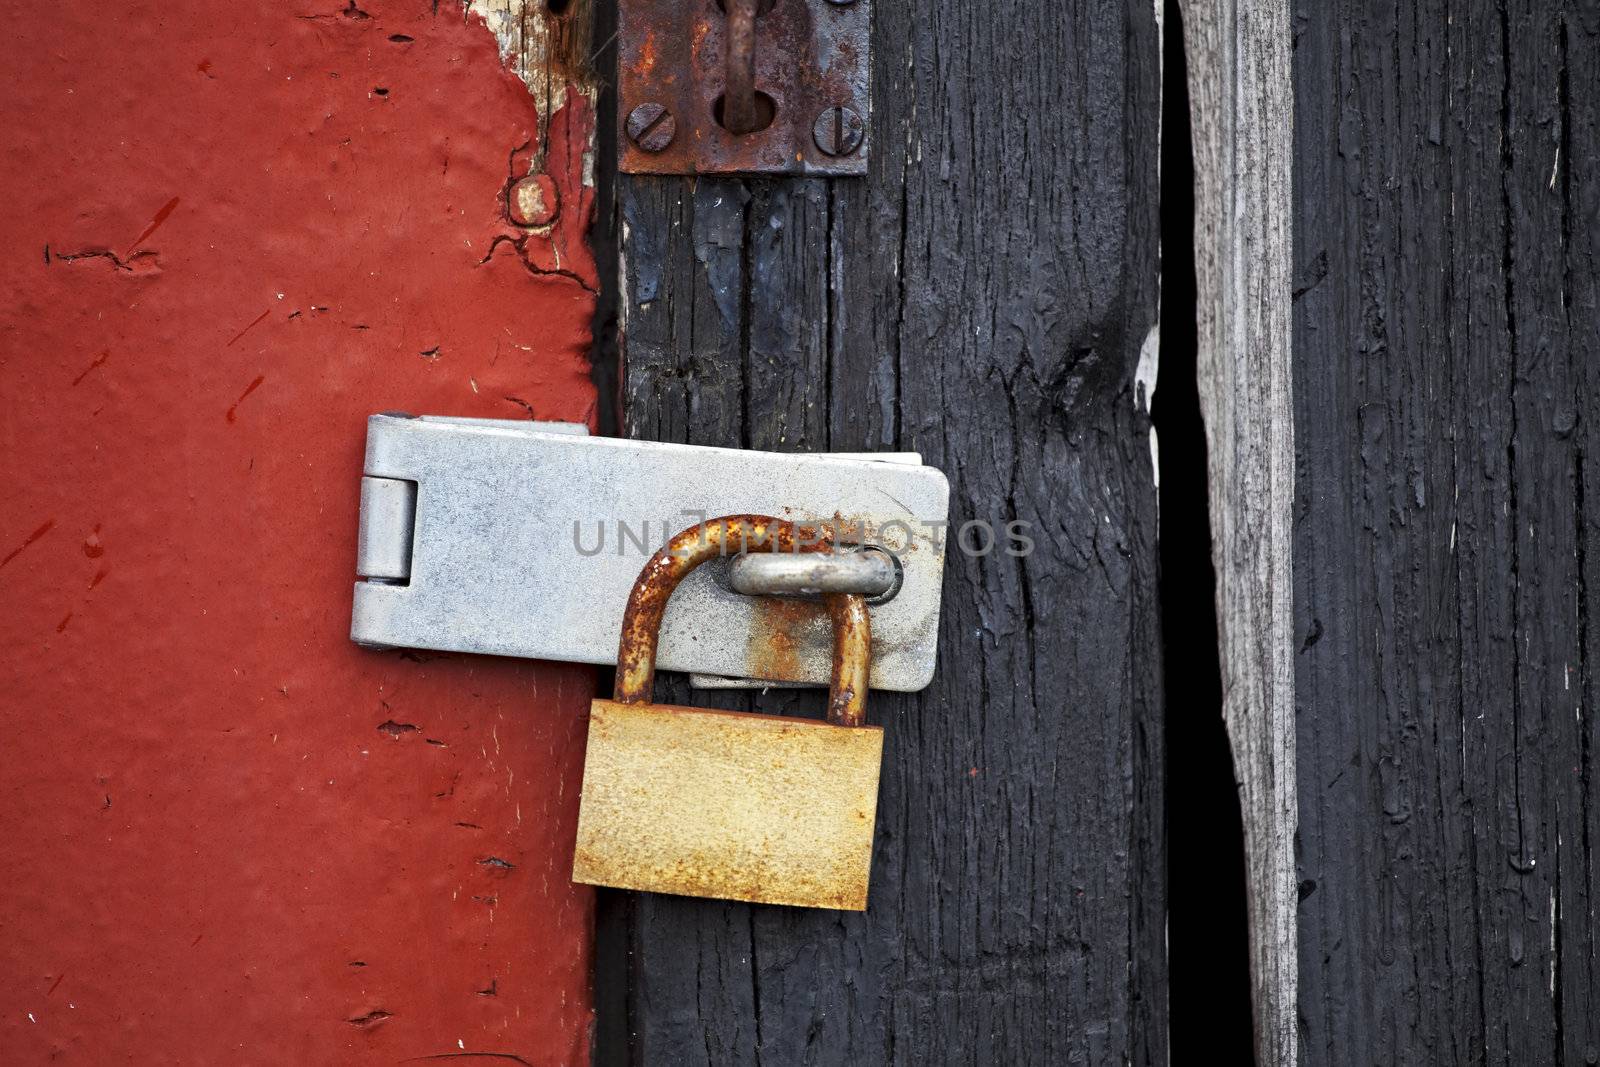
[0,1,597,1063]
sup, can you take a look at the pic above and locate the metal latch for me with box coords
[619,0,870,176]
[350,414,948,691]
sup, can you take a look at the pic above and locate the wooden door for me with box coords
[1289,2,1600,1063]
[0,1,599,1061]
[3,0,1179,1063]
[1183,1,1600,1064]
[600,2,1167,1063]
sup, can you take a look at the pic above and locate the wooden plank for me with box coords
[1565,10,1600,1063]
[1292,1,1600,1062]
[1179,1,1297,1063]
[610,0,1165,1062]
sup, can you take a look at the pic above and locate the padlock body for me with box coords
[572,700,884,910]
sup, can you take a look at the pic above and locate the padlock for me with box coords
[571,515,884,910]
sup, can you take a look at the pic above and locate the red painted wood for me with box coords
[0,1,598,1062]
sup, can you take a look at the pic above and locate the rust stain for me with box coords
[824,591,870,728]
[636,31,657,76]
[746,596,818,682]
[613,514,834,706]
[613,514,872,724]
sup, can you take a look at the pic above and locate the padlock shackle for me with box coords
[613,515,870,727]
[822,592,871,727]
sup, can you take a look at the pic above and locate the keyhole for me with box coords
[712,92,778,134]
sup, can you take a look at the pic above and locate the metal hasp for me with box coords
[350,414,949,691]
[619,0,870,176]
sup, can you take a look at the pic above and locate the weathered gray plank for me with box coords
[1179,1,1298,1063]
[607,0,1165,1061]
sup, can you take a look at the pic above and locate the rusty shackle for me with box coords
[613,515,870,727]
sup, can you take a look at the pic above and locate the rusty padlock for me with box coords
[571,515,884,910]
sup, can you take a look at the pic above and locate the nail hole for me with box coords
[712,92,777,134]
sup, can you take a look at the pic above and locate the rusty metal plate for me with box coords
[572,700,883,909]
[618,0,870,176]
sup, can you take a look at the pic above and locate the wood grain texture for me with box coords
[1179,1,1298,1063]
[609,0,1165,1061]
[1293,2,1600,1063]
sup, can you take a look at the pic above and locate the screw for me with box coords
[813,106,865,157]
[507,173,559,227]
[626,103,676,153]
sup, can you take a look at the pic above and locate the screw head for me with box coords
[626,103,676,153]
[813,105,865,157]
[507,173,559,227]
